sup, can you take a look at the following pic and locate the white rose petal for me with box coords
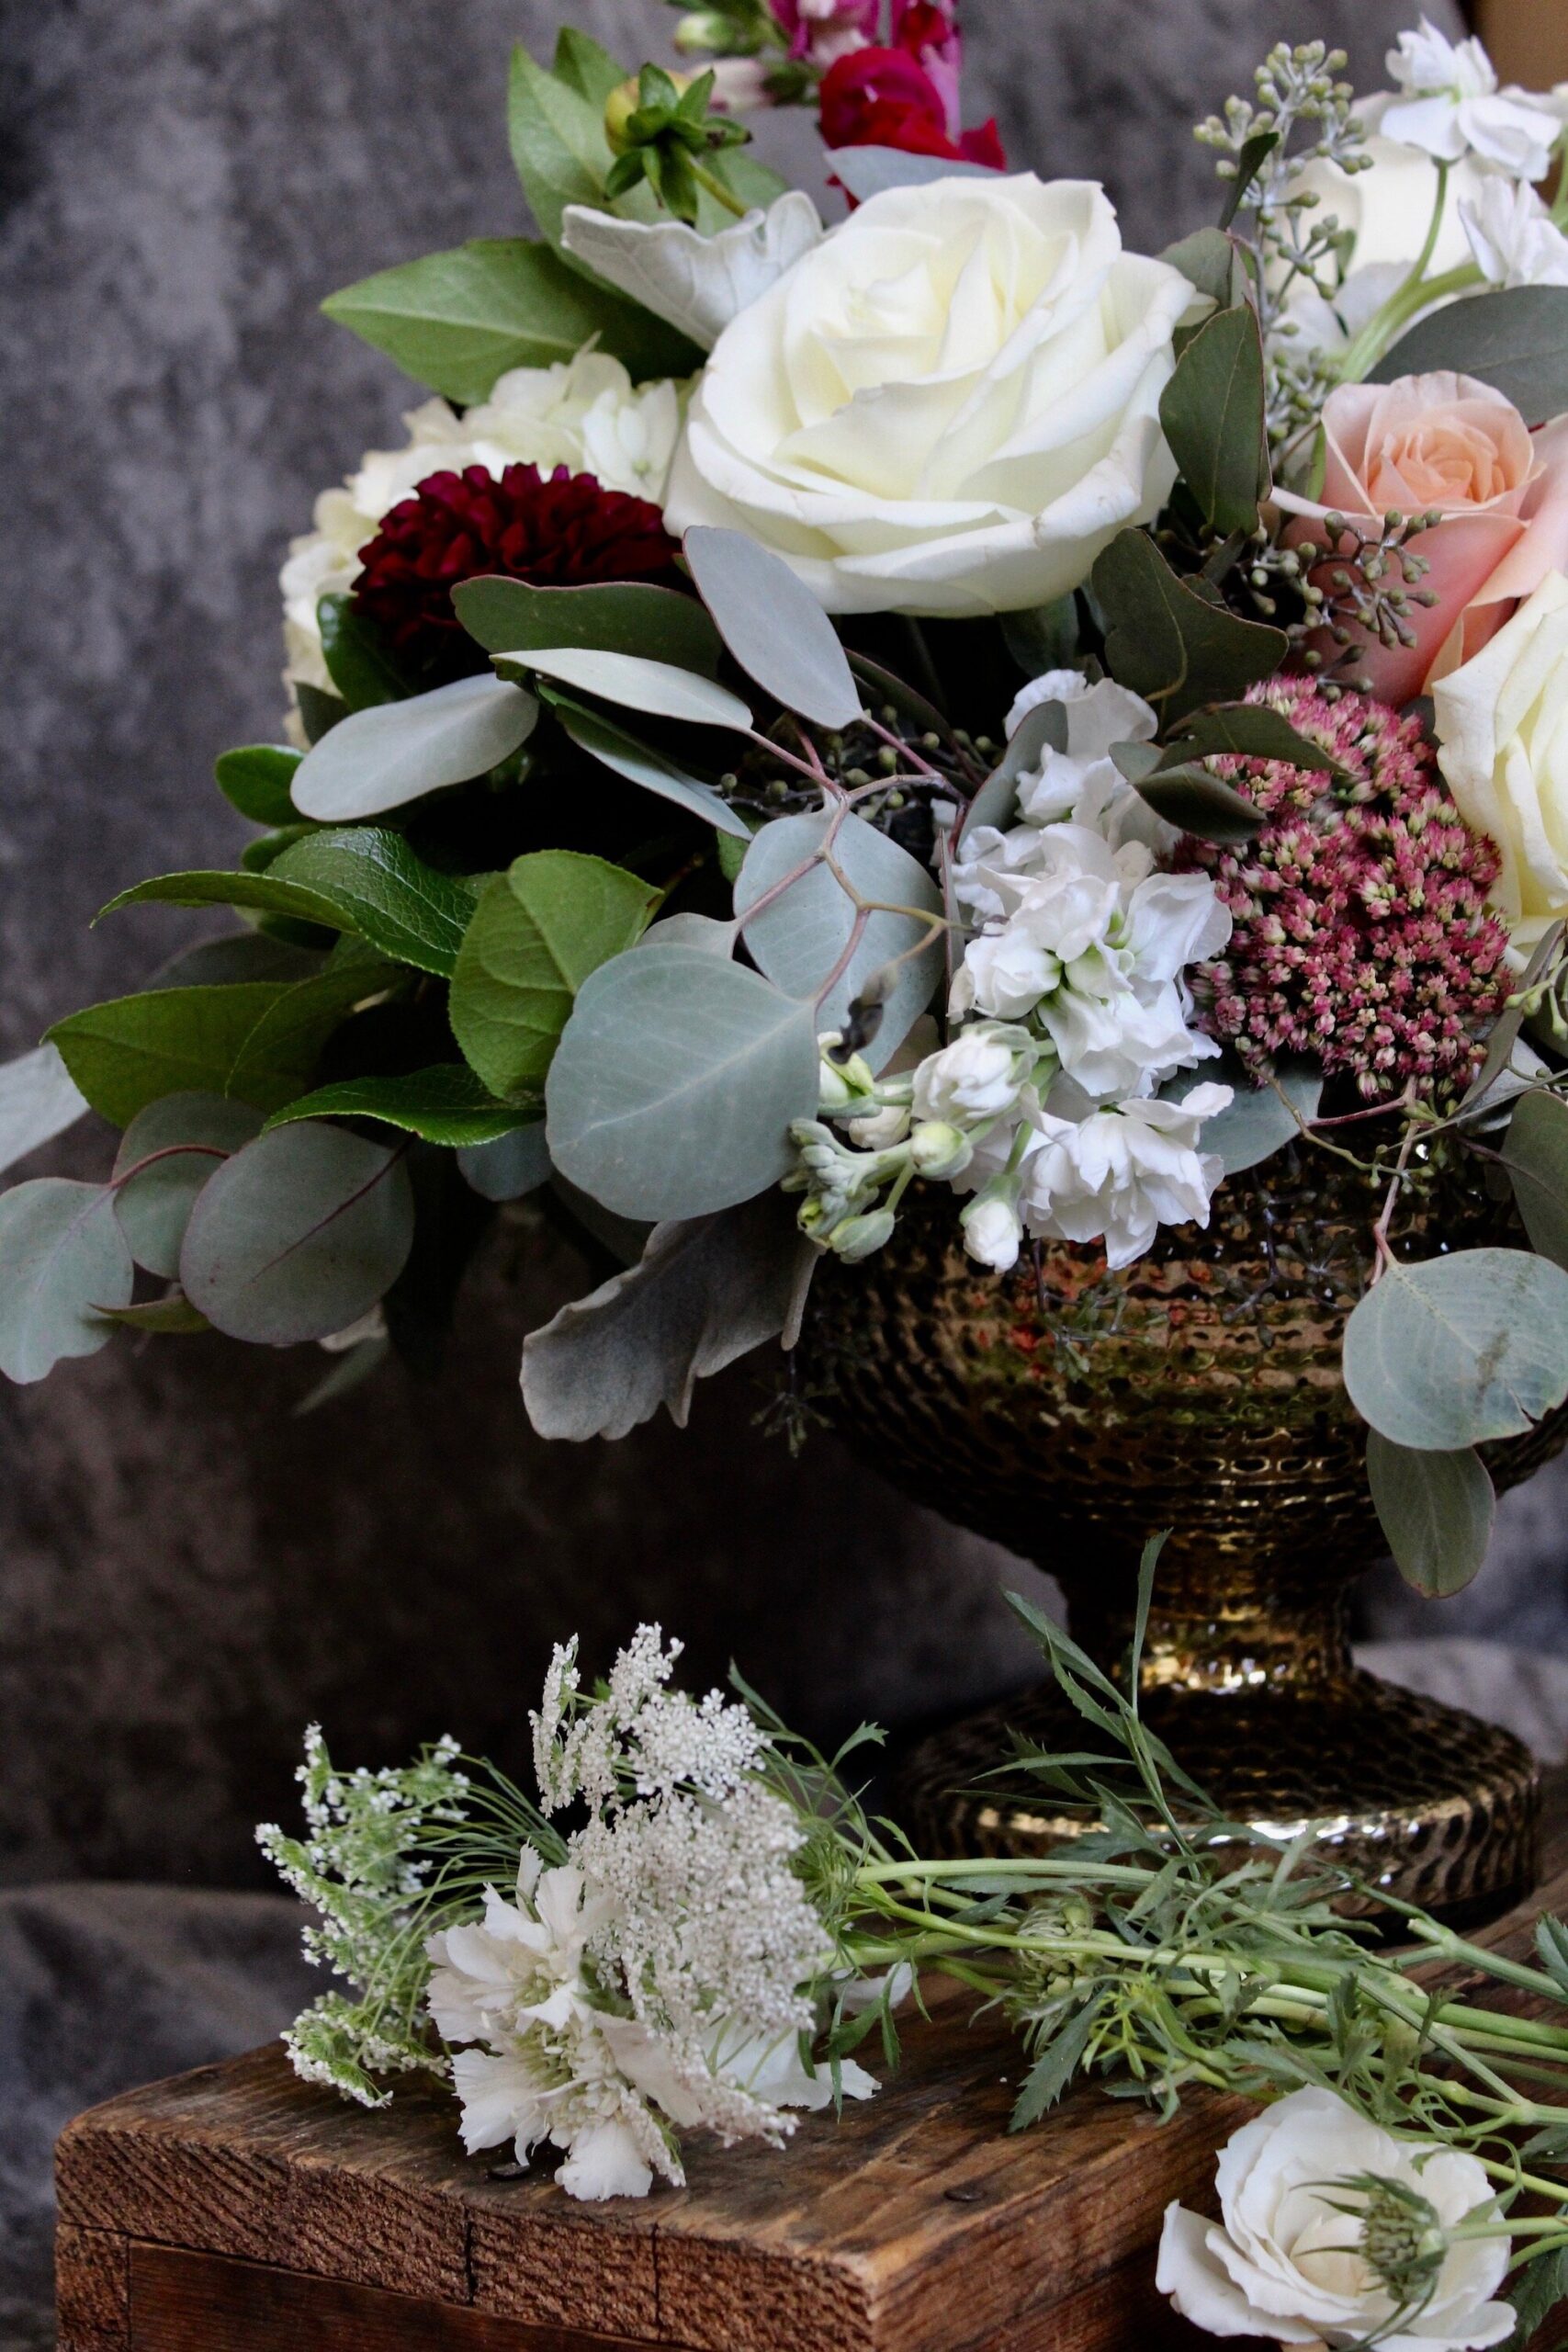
[560,194,824,352]
[665,175,1193,616]
[1157,2086,1514,2352]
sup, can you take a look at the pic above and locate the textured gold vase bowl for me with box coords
[808,1152,1568,1912]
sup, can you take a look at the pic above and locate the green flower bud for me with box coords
[908,1121,973,1180]
[830,1208,897,1262]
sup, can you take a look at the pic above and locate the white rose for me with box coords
[1020,1083,1231,1269]
[911,1025,1032,1125]
[664,175,1195,616]
[1433,568,1568,957]
[1156,2086,1513,2351]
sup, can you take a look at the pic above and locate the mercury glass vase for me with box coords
[807,1152,1568,1912]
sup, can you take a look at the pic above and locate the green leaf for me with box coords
[521,1192,816,1440]
[321,237,701,403]
[1091,530,1287,726]
[1010,1996,1105,2132]
[291,674,539,823]
[1365,1431,1495,1598]
[1163,702,1351,780]
[180,1125,416,1345]
[1161,227,1239,311]
[826,147,1000,202]
[507,42,614,252]
[1000,596,1080,680]
[271,830,479,978]
[1501,1088,1568,1270]
[683,527,863,729]
[1218,130,1279,230]
[733,810,943,1070]
[1344,1247,1568,1451]
[1496,2237,1568,2352]
[148,934,325,991]
[317,595,413,711]
[448,852,658,1102]
[551,26,624,108]
[960,702,1069,845]
[1538,1914,1568,1996]
[1159,304,1269,537]
[458,1124,551,1201]
[0,1180,133,1384]
[549,696,751,838]
[497,645,751,730]
[0,1045,89,1182]
[1165,1057,1322,1173]
[546,944,821,1219]
[297,684,348,745]
[98,1291,211,1335]
[97,868,355,933]
[214,746,301,828]
[112,1094,265,1277]
[1111,741,1264,842]
[293,1334,389,1414]
[453,576,722,673]
[265,1066,531,1148]
[1370,286,1568,426]
[49,964,396,1125]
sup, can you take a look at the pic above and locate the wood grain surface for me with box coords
[55,1780,1568,2352]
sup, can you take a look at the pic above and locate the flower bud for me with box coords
[961,1195,1022,1273]
[673,9,739,52]
[849,1102,910,1149]
[908,1121,972,1179]
[817,1059,855,1113]
[604,77,642,152]
[830,1208,897,1261]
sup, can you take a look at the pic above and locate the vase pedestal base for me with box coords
[897,1668,1540,1917]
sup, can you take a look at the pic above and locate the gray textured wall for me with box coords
[7,0,1537,1891]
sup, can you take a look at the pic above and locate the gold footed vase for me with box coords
[807,1152,1568,1915]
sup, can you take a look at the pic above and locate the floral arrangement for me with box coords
[260,1570,1568,2344]
[7,23,1568,1577]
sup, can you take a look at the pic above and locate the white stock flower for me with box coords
[1005,671,1177,854]
[910,1024,1033,1125]
[1461,176,1568,289]
[560,194,823,352]
[665,175,1195,616]
[1433,568,1568,956]
[1382,18,1561,178]
[280,352,683,699]
[1020,1083,1231,1269]
[961,1192,1025,1272]
[1156,2086,1513,2351]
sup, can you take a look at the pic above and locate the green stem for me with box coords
[690,158,749,220]
[1337,259,1481,387]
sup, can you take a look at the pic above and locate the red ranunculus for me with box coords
[353,463,682,684]
[818,46,1005,170]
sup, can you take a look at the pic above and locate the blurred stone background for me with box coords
[2,0,1543,1896]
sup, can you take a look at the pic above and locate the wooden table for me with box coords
[54,1788,1568,2352]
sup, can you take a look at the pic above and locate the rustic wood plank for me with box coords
[126,2245,660,2351]
[55,2222,130,2352]
[55,1774,1568,2352]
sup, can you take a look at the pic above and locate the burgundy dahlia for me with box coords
[353,463,683,683]
[1175,684,1512,1102]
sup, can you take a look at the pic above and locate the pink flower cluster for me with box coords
[1175,684,1512,1102]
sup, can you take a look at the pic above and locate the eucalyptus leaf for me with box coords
[1165,1057,1321,1173]
[551,696,751,840]
[959,702,1069,845]
[98,868,354,933]
[498,645,751,730]
[1369,285,1568,424]
[637,912,738,955]
[825,147,1000,201]
[181,1125,416,1345]
[1501,1088,1568,1270]
[546,944,821,1219]
[0,1180,133,1384]
[99,1292,212,1335]
[1461,922,1564,1116]
[271,830,479,978]
[452,576,721,673]
[1161,227,1240,311]
[448,852,658,1102]
[321,237,700,404]
[1365,1430,1495,1598]
[999,596,1080,681]
[266,1066,530,1148]
[112,1094,265,1277]
[1344,1247,1568,1450]
[682,527,863,729]
[845,651,950,740]
[213,746,301,828]
[1165,704,1349,781]
[521,1192,816,1440]
[1219,130,1280,230]
[734,810,944,1070]
[291,674,539,822]
[0,1045,90,1181]
[1111,741,1264,842]
[1158,304,1269,537]
[1091,529,1286,725]
[458,1123,552,1202]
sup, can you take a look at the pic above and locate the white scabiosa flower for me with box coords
[1019,1082,1232,1270]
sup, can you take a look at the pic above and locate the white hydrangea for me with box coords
[1382,17,1561,178]
[429,1628,873,2200]
[280,350,684,705]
